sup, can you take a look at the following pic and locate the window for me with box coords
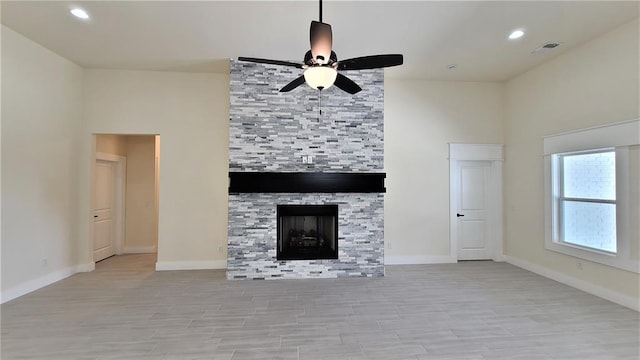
[543,119,639,274]
[553,149,616,253]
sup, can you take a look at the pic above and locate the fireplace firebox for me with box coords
[277,205,338,260]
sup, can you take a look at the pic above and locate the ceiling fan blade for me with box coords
[238,57,303,69]
[310,21,332,64]
[334,73,362,94]
[279,76,306,92]
[337,54,404,70]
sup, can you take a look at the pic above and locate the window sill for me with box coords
[544,238,638,273]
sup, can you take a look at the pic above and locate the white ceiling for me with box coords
[1,1,638,82]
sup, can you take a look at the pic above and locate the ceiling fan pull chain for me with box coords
[318,91,322,120]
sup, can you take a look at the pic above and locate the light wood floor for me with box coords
[2,254,638,360]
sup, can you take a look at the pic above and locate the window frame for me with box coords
[543,119,639,274]
[553,148,617,254]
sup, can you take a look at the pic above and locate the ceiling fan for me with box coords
[238,0,403,95]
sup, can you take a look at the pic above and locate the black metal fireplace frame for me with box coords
[277,204,339,261]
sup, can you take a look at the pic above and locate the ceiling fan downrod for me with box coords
[319,0,323,23]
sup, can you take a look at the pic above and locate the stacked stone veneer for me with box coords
[227,193,384,279]
[228,60,384,279]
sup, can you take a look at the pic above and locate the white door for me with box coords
[94,159,117,261]
[455,160,492,260]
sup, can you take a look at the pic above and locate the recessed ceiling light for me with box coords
[508,29,525,40]
[70,8,89,20]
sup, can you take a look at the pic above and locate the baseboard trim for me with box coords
[385,255,457,265]
[1,266,77,304]
[505,255,639,311]
[123,246,157,254]
[155,260,227,271]
[76,262,95,272]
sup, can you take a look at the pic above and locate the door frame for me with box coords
[449,144,504,261]
[94,152,127,258]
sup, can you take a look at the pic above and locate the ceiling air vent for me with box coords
[531,42,562,55]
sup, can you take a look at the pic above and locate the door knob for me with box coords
[457,213,464,217]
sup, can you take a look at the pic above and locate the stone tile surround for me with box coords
[228,60,385,279]
[227,193,384,279]
[229,60,383,172]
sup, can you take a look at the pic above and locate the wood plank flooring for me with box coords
[2,254,638,360]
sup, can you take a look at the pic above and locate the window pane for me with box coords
[563,151,615,200]
[562,201,616,253]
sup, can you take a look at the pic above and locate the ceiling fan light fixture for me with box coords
[304,66,337,90]
[238,0,402,94]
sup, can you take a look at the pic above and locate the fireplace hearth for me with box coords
[277,205,338,260]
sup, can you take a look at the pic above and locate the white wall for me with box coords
[1,26,84,301]
[504,19,639,307]
[384,80,504,263]
[81,70,230,270]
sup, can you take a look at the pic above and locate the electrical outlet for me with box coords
[576,261,583,270]
[41,258,48,267]
[218,246,223,253]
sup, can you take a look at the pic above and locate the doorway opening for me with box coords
[92,134,160,263]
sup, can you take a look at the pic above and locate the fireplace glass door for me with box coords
[277,205,338,260]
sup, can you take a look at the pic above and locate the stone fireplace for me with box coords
[227,60,384,280]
